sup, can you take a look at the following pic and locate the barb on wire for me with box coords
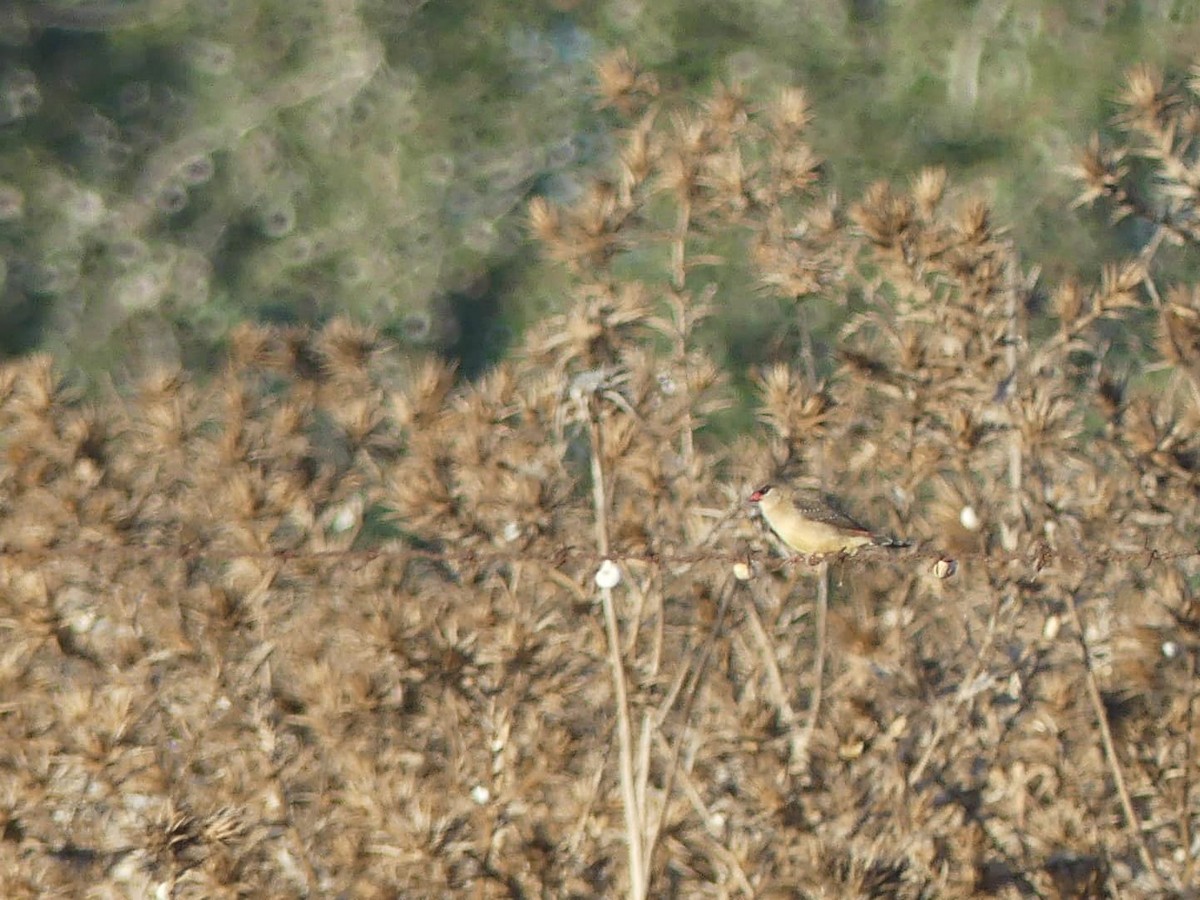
[1,536,1198,572]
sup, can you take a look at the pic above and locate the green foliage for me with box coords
[0,0,602,372]
[1,0,1199,386]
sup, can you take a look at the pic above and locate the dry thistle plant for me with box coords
[1,53,1199,899]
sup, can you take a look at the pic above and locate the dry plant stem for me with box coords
[587,408,612,560]
[568,733,614,856]
[253,655,319,894]
[649,571,665,676]
[622,566,664,676]
[644,577,734,875]
[586,401,648,900]
[1182,650,1200,888]
[670,201,690,291]
[797,561,829,769]
[655,643,699,724]
[539,563,590,603]
[651,727,754,896]
[600,575,647,899]
[908,590,1004,788]
[635,708,654,862]
[624,566,648,656]
[1139,245,1164,305]
[1005,264,1024,529]
[1063,592,1162,890]
[744,578,808,771]
[797,305,817,384]
[668,208,696,478]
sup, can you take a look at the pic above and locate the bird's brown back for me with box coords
[787,489,873,535]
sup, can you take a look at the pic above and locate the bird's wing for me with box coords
[791,491,873,534]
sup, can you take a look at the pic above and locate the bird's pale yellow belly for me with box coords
[778,520,874,555]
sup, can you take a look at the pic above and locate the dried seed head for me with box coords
[770,86,812,136]
[1158,285,1200,371]
[960,199,994,246]
[227,322,274,371]
[390,358,456,429]
[1116,63,1169,130]
[1053,277,1085,327]
[911,167,947,219]
[852,181,914,249]
[703,82,749,140]
[1096,260,1144,314]
[1070,134,1127,208]
[773,143,823,196]
[755,364,831,441]
[316,318,383,381]
[619,112,658,189]
[948,408,983,451]
[528,196,562,246]
[594,48,658,116]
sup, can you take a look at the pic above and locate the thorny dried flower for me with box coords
[1071,135,1129,210]
[315,318,385,383]
[768,86,813,137]
[1114,64,1172,132]
[911,167,947,220]
[1158,285,1200,376]
[755,363,832,444]
[593,48,658,117]
[851,180,915,251]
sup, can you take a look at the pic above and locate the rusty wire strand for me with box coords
[0,538,1187,572]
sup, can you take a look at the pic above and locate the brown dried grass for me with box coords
[1,57,1199,897]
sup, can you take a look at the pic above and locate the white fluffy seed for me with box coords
[594,559,621,589]
[1043,614,1061,641]
[960,505,980,531]
[932,557,957,579]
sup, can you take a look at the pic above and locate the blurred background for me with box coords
[1,0,1197,382]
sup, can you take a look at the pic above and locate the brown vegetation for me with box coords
[2,55,1200,897]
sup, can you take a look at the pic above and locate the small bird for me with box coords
[749,484,906,557]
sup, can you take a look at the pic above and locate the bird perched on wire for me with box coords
[749,484,908,557]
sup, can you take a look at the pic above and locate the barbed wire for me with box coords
[0,535,1196,575]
